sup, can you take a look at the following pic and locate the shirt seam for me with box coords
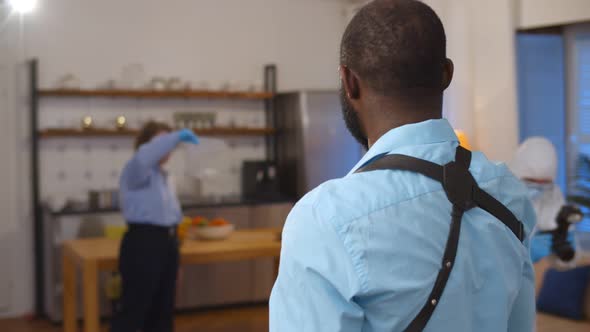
[342,172,516,225]
[349,139,459,174]
[316,173,520,294]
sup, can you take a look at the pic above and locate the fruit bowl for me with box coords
[192,224,235,241]
[188,216,234,241]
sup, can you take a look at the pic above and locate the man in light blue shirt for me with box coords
[269,1,536,331]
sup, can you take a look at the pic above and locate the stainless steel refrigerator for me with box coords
[276,91,364,198]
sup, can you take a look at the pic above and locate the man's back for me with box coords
[270,119,536,331]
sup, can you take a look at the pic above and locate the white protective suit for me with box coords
[510,137,564,231]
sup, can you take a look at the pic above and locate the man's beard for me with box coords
[340,87,368,150]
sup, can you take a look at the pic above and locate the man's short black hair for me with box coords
[340,0,447,98]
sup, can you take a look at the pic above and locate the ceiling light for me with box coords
[9,0,37,14]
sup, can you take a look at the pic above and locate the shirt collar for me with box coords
[348,118,459,174]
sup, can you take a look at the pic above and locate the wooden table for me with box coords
[62,228,282,332]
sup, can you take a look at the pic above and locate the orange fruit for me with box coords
[192,216,209,226]
[209,218,229,227]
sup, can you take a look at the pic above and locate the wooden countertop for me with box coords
[63,228,282,270]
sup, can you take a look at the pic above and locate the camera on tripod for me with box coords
[540,205,583,262]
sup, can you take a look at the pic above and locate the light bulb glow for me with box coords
[9,0,38,14]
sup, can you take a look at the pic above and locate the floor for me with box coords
[537,313,590,332]
[1,307,588,332]
[0,305,269,332]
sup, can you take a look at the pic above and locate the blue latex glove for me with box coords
[530,233,552,263]
[178,129,199,144]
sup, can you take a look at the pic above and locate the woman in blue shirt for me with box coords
[111,121,199,332]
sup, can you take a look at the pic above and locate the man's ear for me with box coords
[340,65,361,99]
[442,58,454,90]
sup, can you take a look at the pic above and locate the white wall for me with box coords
[518,0,590,29]
[25,0,346,91]
[469,0,520,161]
[423,0,520,162]
[0,0,347,317]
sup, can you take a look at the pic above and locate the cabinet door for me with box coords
[176,206,253,308]
[249,203,293,301]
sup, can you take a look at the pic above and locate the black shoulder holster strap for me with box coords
[355,146,525,332]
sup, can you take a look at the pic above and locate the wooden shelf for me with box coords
[196,127,276,136]
[38,127,276,138]
[38,89,274,100]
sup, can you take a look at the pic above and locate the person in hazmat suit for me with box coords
[510,137,583,266]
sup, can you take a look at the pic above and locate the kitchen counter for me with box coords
[62,228,282,332]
